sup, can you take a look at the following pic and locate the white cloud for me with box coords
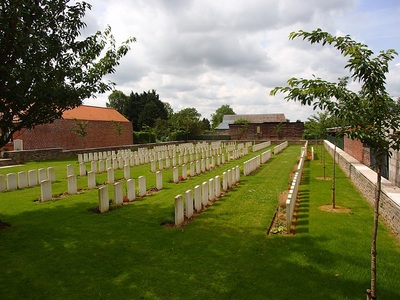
[82,0,400,121]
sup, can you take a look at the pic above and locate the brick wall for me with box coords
[343,136,371,167]
[229,122,304,140]
[325,140,400,240]
[14,119,133,150]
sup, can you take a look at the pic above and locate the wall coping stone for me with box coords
[325,140,400,239]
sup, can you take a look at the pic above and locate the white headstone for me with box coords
[151,160,156,173]
[13,139,23,150]
[68,175,77,194]
[214,176,221,198]
[107,168,114,184]
[91,161,97,173]
[235,166,241,183]
[40,180,52,202]
[114,182,123,205]
[28,170,38,187]
[196,160,200,175]
[106,159,112,170]
[138,176,146,197]
[159,159,164,171]
[118,158,124,170]
[172,155,177,167]
[124,164,130,180]
[127,179,136,201]
[185,190,193,219]
[38,168,47,183]
[189,162,195,177]
[222,172,228,191]
[156,171,163,190]
[67,164,74,177]
[201,159,205,173]
[194,185,202,212]
[98,185,109,213]
[98,160,105,173]
[175,194,184,226]
[182,164,187,180]
[173,167,179,183]
[87,171,96,189]
[201,181,208,206]
[208,178,215,201]
[17,171,28,189]
[227,169,232,189]
[47,167,56,183]
[79,163,86,176]
[6,173,17,191]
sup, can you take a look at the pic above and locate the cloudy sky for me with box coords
[82,0,400,122]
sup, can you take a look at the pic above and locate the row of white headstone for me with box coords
[174,166,241,226]
[60,142,254,209]
[77,141,252,171]
[97,175,148,213]
[243,150,272,176]
[252,141,271,152]
[286,142,308,229]
[0,167,56,192]
[273,141,289,155]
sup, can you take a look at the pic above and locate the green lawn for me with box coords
[0,144,399,299]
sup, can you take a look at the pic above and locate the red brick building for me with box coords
[218,114,304,140]
[13,105,133,150]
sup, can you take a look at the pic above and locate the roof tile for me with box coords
[62,105,129,122]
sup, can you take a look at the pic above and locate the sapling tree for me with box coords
[72,118,88,149]
[270,28,400,300]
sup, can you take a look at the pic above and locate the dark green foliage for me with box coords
[0,1,134,148]
[303,112,338,139]
[233,119,249,125]
[133,131,156,144]
[202,118,211,131]
[169,107,205,140]
[211,104,236,129]
[107,89,168,131]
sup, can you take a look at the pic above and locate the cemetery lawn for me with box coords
[0,145,399,299]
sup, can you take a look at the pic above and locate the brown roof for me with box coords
[62,105,129,122]
[223,114,286,123]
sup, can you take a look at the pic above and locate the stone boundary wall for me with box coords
[3,140,310,165]
[5,142,182,164]
[324,140,400,240]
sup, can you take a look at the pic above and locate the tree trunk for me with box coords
[331,143,336,208]
[368,155,382,300]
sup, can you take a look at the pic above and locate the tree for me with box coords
[211,104,235,129]
[107,90,168,131]
[271,28,399,300]
[170,107,204,140]
[72,118,88,149]
[163,102,174,118]
[303,111,336,140]
[111,120,123,143]
[202,118,211,131]
[106,90,130,117]
[0,1,135,149]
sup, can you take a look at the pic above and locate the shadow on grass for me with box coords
[1,197,398,300]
